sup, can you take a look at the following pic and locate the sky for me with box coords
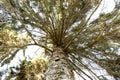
[90,0,115,21]
[0,0,118,80]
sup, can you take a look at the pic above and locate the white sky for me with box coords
[90,0,115,21]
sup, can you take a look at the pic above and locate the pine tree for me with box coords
[0,0,120,80]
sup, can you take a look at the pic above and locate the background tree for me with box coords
[0,0,120,80]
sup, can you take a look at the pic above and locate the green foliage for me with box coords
[16,58,47,80]
[3,57,47,80]
[0,26,31,65]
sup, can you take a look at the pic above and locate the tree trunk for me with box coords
[44,47,75,80]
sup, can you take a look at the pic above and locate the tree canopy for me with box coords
[0,0,120,80]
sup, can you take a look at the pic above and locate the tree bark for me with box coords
[44,47,75,80]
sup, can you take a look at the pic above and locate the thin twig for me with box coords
[64,0,103,50]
